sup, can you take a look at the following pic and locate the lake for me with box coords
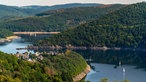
[85,63,146,82]
[75,50,146,82]
[0,37,32,54]
[0,35,146,82]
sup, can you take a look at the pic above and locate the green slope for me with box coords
[41,2,146,48]
[0,3,102,23]
[0,4,125,32]
[0,5,27,18]
[0,50,87,82]
[20,3,102,15]
[0,28,13,38]
[0,3,102,17]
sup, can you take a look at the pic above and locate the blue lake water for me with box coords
[85,63,146,82]
[0,38,32,54]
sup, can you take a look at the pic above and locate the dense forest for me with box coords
[40,2,146,48]
[0,50,87,82]
[0,4,125,32]
[0,28,13,38]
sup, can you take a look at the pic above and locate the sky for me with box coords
[0,0,145,6]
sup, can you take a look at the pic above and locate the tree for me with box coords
[61,71,73,81]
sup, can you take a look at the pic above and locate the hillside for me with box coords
[0,5,27,18]
[18,3,102,15]
[0,50,87,81]
[40,2,146,48]
[0,3,102,23]
[0,4,125,32]
[0,3,102,18]
[0,28,13,38]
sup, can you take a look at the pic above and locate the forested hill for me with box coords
[0,28,13,38]
[36,4,123,16]
[42,2,146,48]
[0,5,27,18]
[0,4,125,32]
[0,3,102,18]
[0,3,102,23]
[0,50,87,81]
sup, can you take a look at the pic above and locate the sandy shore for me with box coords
[6,36,20,40]
[73,65,91,82]
[0,36,20,44]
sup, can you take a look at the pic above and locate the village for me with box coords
[15,51,64,62]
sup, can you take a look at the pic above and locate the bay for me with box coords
[0,37,32,54]
[85,63,146,82]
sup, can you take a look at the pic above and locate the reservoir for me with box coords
[75,50,146,82]
[85,63,146,82]
[0,35,146,82]
[0,37,32,54]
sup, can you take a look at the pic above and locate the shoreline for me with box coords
[73,65,91,82]
[6,36,20,40]
[0,36,20,44]
[26,45,146,52]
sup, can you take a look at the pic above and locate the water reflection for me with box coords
[74,50,146,69]
[17,34,51,43]
[85,63,146,82]
[0,38,32,54]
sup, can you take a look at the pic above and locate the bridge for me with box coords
[13,32,60,35]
